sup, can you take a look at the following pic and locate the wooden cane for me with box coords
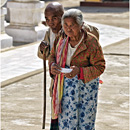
[42,48,46,129]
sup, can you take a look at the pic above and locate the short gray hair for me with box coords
[62,9,83,26]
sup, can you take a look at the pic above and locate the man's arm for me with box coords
[83,22,99,40]
[37,29,50,60]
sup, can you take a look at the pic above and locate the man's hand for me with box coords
[40,41,49,52]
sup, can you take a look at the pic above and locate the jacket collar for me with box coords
[71,29,88,59]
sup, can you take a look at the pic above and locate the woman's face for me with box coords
[63,17,82,38]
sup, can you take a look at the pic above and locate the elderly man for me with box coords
[38,3,64,130]
[38,2,64,59]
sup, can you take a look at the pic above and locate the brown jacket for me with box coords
[49,30,105,83]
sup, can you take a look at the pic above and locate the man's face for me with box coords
[45,10,62,34]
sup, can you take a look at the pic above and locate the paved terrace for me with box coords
[1,22,129,130]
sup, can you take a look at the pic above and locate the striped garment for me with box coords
[52,36,69,118]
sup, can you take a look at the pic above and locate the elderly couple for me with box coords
[38,2,105,130]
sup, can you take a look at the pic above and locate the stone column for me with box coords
[0,0,13,49]
[5,0,46,43]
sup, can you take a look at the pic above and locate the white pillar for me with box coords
[5,0,46,43]
[0,6,13,49]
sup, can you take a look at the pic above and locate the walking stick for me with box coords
[42,47,47,129]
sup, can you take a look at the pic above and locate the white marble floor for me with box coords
[86,21,129,47]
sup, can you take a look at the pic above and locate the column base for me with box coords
[5,24,48,43]
[0,33,13,49]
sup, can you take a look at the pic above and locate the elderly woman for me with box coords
[49,9,105,130]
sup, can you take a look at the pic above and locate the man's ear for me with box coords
[82,22,84,28]
[80,22,84,30]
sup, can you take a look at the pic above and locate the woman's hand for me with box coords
[65,66,80,78]
[51,63,61,75]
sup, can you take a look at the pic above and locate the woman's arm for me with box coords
[83,45,105,83]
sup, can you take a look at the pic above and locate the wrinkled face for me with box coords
[45,10,62,33]
[63,17,82,38]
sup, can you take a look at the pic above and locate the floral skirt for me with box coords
[58,76,99,130]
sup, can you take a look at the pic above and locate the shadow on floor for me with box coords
[64,6,129,13]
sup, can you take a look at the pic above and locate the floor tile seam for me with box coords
[1,68,48,88]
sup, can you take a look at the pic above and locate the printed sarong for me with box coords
[58,66,99,130]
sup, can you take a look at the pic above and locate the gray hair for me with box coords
[62,9,83,26]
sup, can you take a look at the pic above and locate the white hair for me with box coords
[62,9,83,26]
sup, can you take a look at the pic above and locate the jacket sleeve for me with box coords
[82,42,105,83]
[37,46,43,59]
[37,29,50,60]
